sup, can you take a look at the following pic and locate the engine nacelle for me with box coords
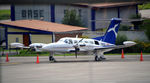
[10,43,24,48]
[123,41,136,46]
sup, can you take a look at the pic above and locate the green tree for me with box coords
[142,19,150,41]
[62,10,83,27]
[115,34,128,45]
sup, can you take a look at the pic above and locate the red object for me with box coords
[6,53,9,62]
[36,54,40,64]
[121,49,124,59]
[140,51,143,61]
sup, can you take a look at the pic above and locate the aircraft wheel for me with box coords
[98,57,102,61]
[95,56,102,61]
[95,56,99,61]
[49,56,55,62]
[100,56,106,60]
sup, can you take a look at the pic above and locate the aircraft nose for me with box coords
[41,45,50,51]
[41,43,55,51]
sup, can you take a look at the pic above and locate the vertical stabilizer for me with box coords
[93,18,122,44]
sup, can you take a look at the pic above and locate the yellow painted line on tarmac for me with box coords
[0,62,21,66]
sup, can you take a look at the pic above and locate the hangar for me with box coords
[0,20,87,49]
[11,2,142,30]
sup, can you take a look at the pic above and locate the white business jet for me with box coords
[11,18,136,61]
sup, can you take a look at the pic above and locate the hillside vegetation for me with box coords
[139,3,150,10]
[0,10,10,20]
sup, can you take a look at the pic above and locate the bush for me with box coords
[115,34,128,45]
[138,3,150,10]
[106,34,150,53]
[142,19,150,41]
[106,34,128,53]
[107,40,150,54]
[119,25,130,31]
[129,13,141,19]
[0,10,10,20]
[62,10,84,27]
[127,41,150,53]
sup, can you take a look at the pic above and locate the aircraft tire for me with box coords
[49,56,55,61]
[95,56,99,61]
[100,56,106,60]
[95,56,102,61]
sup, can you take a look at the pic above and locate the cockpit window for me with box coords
[64,39,69,43]
[64,39,73,44]
[74,40,78,44]
[89,41,94,44]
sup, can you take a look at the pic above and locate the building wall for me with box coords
[14,4,138,31]
[55,4,89,27]
[95,8,118,29]
[55,32,82,42]
[81,31,149,42]
[7,28,25,47]
[119,31,149,42]
[31,34,52,43]
[0,28,5,42]
[15,5,51,21]
[8,34,23,47]
[8,28,31,32]
[120,5,136,19]
[6,27,52,47]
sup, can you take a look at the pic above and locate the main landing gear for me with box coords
[95,55,101,61]
[49,56,56,62]
[95,56,106,61]
[49,52,56,62]
[94,50,106,61]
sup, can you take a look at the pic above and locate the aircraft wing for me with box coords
[95,41,136,50]
[94,45,130,50]
[21,46,30,49]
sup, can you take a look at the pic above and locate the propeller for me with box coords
[73,38,84,58]
[23,47,34,55]
[74,46,80,58]
[24,47,32,54]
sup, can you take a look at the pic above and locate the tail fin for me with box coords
[93,18,122,44]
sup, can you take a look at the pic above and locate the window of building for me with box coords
[16,38,19,42]
[64,9,68,15]
[78,9,82,17]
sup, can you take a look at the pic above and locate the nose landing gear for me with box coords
[49,56,56,62]
[49,52,56,62]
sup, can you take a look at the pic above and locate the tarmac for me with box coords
[1,55,150,83]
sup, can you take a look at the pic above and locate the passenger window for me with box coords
[84,41,88,43]
[69,39,73,44]
[95,41,99,45]
[89,41,94,44]
[74,40,78,44]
